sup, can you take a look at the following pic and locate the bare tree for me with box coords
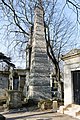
[66,0,80,24]
[0,0,79,80]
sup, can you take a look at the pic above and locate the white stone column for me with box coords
[18,75,21,91]
[64,65,73,105]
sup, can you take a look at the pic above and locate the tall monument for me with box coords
[28,0,51,101]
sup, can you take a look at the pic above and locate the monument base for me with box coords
[28,86,51,102]
[7,90,22,108]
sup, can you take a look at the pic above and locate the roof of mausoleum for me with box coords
[61,49,80,60]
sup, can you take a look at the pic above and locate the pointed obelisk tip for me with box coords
[36,0,43,9]
[39,0,42,6]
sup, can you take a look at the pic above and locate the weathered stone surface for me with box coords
[0,73,8,100]
[28,2,51,101]
[38,100,53,110]
[29,79,50,86]
[0,89,6,97]
[31,58,49,66]
[29,86,51,100]
[7,90,22,108]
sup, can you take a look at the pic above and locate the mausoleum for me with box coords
[62,49,80,105]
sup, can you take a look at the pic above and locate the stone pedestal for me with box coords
[53,101,58,110]
[7,90,22,108]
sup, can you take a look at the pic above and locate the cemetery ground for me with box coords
[0,108,79,120]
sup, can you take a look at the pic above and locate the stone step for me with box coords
[64,110,76,117]
[58,104,80,119]
[0,106,4,112]
[64,107,80,117]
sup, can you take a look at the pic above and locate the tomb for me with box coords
[62,49,80,105]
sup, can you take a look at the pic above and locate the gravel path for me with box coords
[1,110,79,120]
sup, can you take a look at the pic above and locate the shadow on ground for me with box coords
[5,111,58,120]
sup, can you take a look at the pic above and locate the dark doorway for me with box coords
[72,71,80,105]
[13,72,19,90]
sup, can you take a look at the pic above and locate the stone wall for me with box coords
[0,72,9,101]
[7,90,22,108]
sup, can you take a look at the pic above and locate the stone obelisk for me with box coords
[29,0,51,101]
